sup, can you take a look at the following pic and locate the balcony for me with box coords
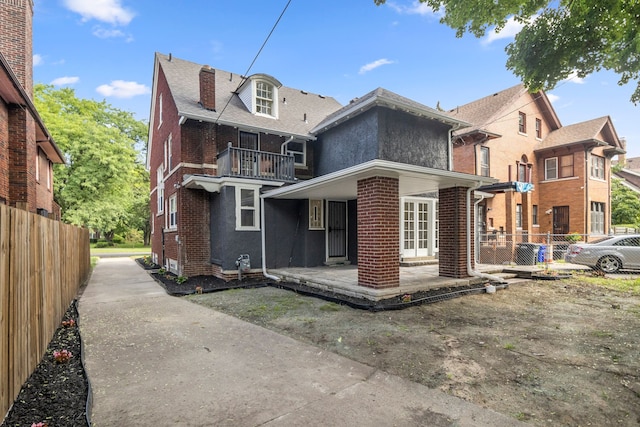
[217,146,297,183]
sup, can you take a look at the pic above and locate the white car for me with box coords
[565,235,640,273]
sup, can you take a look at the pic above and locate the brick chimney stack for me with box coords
[0,0,34,96]
[199,65,216,111]
[618,137,627,167]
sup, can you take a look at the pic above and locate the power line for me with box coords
[214,0,293,125]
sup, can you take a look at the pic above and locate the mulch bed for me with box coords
[2,300,89,427]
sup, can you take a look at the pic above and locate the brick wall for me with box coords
[8,105,36,211]
[439,187,473,278]
[357,176,399,288]
[0,0,33,95]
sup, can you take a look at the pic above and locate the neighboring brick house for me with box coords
[450,84,624,246]
[0,0,64,216]
[147,53,497,288]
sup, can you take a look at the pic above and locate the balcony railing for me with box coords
[217,146,296,182]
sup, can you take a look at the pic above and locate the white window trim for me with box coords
[287,140,307,167]
[168,194,177,230]
[309,199,324,230]
[545,157,558,180]
[157,166,165,214]
[254,80,278,119]
[158,93,163,128]
[235,185,261,231]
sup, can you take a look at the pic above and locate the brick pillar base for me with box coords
[357,176,399,288]
[439,187,473,278]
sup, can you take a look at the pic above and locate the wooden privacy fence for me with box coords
[0,204,91,419]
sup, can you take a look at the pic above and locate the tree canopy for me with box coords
[34,84,150,240]
[374,0,640,104]
[611,178,640,225]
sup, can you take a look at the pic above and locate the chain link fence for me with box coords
[477,230,638,267]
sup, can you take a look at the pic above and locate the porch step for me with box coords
[324,260,352,267]
[400,257,439,267]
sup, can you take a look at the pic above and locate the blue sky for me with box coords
[32,0,638,156]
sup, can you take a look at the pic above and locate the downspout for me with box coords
[474,193,486,264]
[280,136,295,155]
[260,196,281,281]
[467,184,505,283]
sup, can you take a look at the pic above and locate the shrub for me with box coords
[112,234,124,244]
[95,241,110,248]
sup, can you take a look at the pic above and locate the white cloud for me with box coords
[96,80,150,98]
[93,27,126,39]
[546,93,559,103]
[563,70,585,85]
[386,1,436,16]
[63,0,134,25]
[359,58,395,75]
[482,17,526,45]
[51,76,79,86]
[33,54,43,66]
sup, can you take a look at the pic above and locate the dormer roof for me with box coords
[151,53,342,139]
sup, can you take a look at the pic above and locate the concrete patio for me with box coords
[269,261,592,301]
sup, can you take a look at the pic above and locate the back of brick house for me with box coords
[449,85,624,246]
[0,0,64,216]
[147,53,498,288]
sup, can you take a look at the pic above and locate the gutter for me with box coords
[260,196,280,282]
[467,184,505,283]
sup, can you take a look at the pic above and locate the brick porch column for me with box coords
[357,176,399,288]
[439,186,473,278]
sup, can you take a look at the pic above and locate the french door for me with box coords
[402,198,437,258]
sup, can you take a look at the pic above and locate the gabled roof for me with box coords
[151,53,342,139]
[311,87,470,135]
[0,52,64,164]
[448,83,561,138]
[535,116,623,152]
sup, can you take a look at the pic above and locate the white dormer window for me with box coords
[237,74,281,119]
[255,81,273,116]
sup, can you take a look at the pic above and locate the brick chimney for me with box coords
[199,65,216,111]
[617,137,627,167]
[0,0,34,96]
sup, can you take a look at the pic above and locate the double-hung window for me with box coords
[544,158,558,180]
[590,202,605,234]
[535,118,542,139]
[591,155,605,179]
[518,112,527,134]
[286,141,306,166]
[156,166,164,214]
[516,204,523,228]
[545,155,574,180]
[479,146,490,177]
[236,186,260,230]
[255,81,274,116]
[168,195,177,230]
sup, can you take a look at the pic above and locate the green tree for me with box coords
[611,179,640,225]
[374,0,640,103]
[34,84,149,239]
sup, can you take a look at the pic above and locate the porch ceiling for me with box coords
[263,159,498,200]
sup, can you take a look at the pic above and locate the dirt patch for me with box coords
[185,279,640,426]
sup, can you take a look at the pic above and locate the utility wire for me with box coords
[214,0,293,125]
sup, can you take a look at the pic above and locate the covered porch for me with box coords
[263,159,499,291]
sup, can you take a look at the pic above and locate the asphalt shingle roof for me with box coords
[535,116,613,151]
[156,53,342,138]
[447,84,526,135]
